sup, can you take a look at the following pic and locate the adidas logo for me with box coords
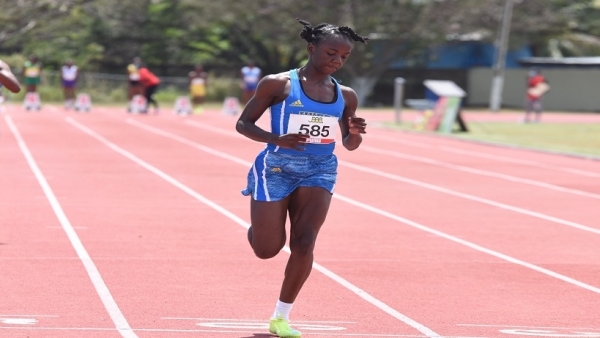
[289,100,303,107]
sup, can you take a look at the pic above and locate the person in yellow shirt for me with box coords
[22,55,42,93]
[127,56,143,101]
[188,64,208,114]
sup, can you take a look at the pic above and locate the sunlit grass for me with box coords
[383,121,600,158]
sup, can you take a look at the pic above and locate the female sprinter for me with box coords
[235,18,368,338]
[0,59,21,93]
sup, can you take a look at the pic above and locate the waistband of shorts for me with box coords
[263,148,335,160]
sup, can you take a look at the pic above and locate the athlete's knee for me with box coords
[252,245,282,260]
[248,227,285,259]
[289,231,318,258]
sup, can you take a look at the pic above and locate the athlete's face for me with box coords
[308,36,353,74]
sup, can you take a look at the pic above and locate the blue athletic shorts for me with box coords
[241,149,338,202]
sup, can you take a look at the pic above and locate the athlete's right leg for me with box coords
[248,197,289,259]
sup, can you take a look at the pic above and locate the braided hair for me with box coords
[297,18,369,45]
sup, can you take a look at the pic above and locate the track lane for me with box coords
[110,112,600,337]
[370,124,600,176]
[22,111,442,337]
[125,114,600,272]
[1,111,126,337]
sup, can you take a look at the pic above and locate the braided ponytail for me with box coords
[296,18,369,45]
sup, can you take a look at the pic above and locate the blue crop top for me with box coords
[265,69,345,155]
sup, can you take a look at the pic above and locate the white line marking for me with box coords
[338,160,600,235]
[185,119,600,235]
[185,120,244,138]
[369,133,600,178]
[5,115,137,338]
[361,145,600,200]
[0,318,38,325]
[457,324,600,330]
[0,315,58,317]
[162,317,356,323]
[124,119,600,295]
[67,117,441,338]
[333,194,600,295]
[46,226,87,230]
[0,326,484,337]
[198,321,346,331]
[500,329,600,337]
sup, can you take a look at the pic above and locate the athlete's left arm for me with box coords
[339,86,367,151]
[0,60,21,93]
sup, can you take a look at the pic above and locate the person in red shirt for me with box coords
[138,66,161,114]
[524,68,549,123]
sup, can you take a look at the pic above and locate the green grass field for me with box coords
[456,122,600,158]
[383,120,600,159]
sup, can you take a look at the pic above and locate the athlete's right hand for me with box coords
[273,133,308,151]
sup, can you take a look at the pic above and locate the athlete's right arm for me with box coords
[235,74,307,150]
[0,60,21,93]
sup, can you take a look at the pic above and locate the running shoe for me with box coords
[269,316,301,337]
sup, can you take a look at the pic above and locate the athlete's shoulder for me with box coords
[253,71,291,101]
[339,84,358,106]
[259,71,290,86]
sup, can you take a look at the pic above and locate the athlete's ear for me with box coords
[307,43,315,54]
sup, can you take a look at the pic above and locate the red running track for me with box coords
[0,104,599,338]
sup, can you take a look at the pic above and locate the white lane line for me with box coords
[162,317,356,323]
[361,145,600,200]
[457,324,600,330]
[369,133,600,179]
[192,118,600,199]
[67,117,441,338]
[185,120,245,138]
[334,194,600,295]
[125,119,600,295]
[0,315,58,317]
[5,115,137,338]
[46,226,87,229]
[338,160,600,235]
[0,326,483,337]
[184,119,600,236]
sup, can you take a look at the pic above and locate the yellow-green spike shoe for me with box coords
[269,315,301,338]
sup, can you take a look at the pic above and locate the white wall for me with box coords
[468,67,600,112]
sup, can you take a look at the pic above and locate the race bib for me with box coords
[287,114,337,144]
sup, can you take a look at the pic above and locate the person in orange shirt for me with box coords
[138,66,161,114]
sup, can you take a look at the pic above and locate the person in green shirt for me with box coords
[22,55,42,93]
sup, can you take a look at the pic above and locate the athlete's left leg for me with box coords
[268,186,331,337]
[280,186,332,303]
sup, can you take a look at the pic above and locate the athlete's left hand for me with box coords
[348,116,367,135]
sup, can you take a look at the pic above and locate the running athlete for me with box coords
[61,59,78,109]
[188,64,208,114]
[235,19,368,338]
[0,59,21,93]
[0,59,21,113]
[22,55,42,93]
[240,60,261,105]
